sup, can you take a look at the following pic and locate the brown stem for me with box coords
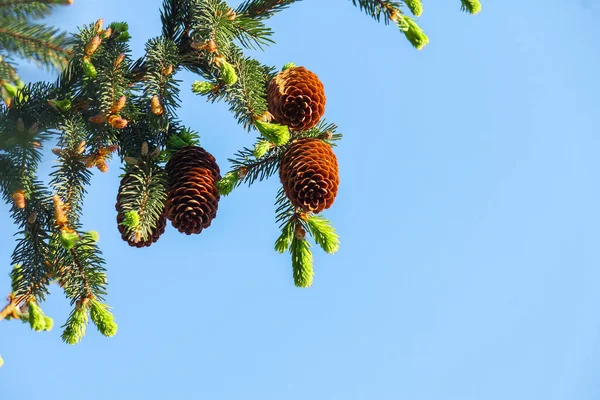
[0,27,72,57]
[0,300,16,321]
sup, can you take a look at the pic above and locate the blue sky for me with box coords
[1,1,600,399]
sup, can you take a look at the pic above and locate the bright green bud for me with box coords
[217,171,241,196]
[460,0,481,14]
[61,306,88,345]
[60,231,80,250]
[254,140,272,159]
[275,222,294,253]
[14,78,25,89]
[1,82,18,97]
[291,238,313,288]
[48,98,72,111]
[122,211,140,228]
[90,300,118,337]
[28,302,46,332]
[398,17,429,50]
[84,230,100,243]
[306,215,340,254]
[220,61,238,85]
[254,120,290,146]
[109,22,131,41]
[82,58,97,78]
[191,81,215,95]
[404,0,423,16]
[44,316,54,331]
[282,62,296,71]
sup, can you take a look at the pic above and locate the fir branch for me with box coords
[349,0,403,24]
[161,0,193,44]
[0,18,70,70]
[204,47,272,130]
[0,1,55,21]
[290,236,313,288]
[236,0,299,20]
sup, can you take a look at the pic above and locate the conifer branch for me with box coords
[236,0,299,20]
[0,20,70,69]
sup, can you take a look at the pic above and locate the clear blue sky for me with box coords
[2,1,600,399]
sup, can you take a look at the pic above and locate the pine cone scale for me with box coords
[280,138,339,214]
[166,146,221,235]
[267,67,326,131]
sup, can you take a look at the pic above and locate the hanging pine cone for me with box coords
[115,173,167,248]
[267,66,326,131]
[115,202,167,248]
[166,146,221,235]
[279,138,339,214]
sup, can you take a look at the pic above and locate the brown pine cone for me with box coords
[267,66,326,131]
[166,146,221,235]
[115,201,167,248]
[279,138,339,214]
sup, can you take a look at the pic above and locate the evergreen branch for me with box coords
[203,47,272,130]
[306,215,340,254]
[161,0,193,43]
[460,0,481,15]
[349,0,403,24]
[290,235,313,288]
[236,0,299,20]
[0,19,71,70]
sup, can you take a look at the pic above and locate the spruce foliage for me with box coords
[0,0,72,104]
[0,0,482,354]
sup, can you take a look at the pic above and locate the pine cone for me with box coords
[166,146,221,235]
[115,173,167,248]
[115,201,167,248]
[279,138,339,214]
[267,67,326,131]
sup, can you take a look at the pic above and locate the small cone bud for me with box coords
[53,195,68,227]
[102,27,112,39]
[150,95,164,116]
[114,53,125,68]
[227,9,237,20]
[108,115,128,129]
[95,158,109,173]
[162,65,173,76]
[150,147,161,158]
[295,224,306,240]
[82,58,97,78]
[94,19,104,33]
[12,190,25,209]
[141,142,149,156]
[220,61,238,85]
[59,231,80,250]
[98,144,118,157]
[27,211,37,224]
[191,81,216,95]
[111,96,126,114]
[88,113,107,124]
[85,36,102,56]
[124,156,138,165]
[77,141,86,155]
[29,122,40,134]
[204,39,217,53]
